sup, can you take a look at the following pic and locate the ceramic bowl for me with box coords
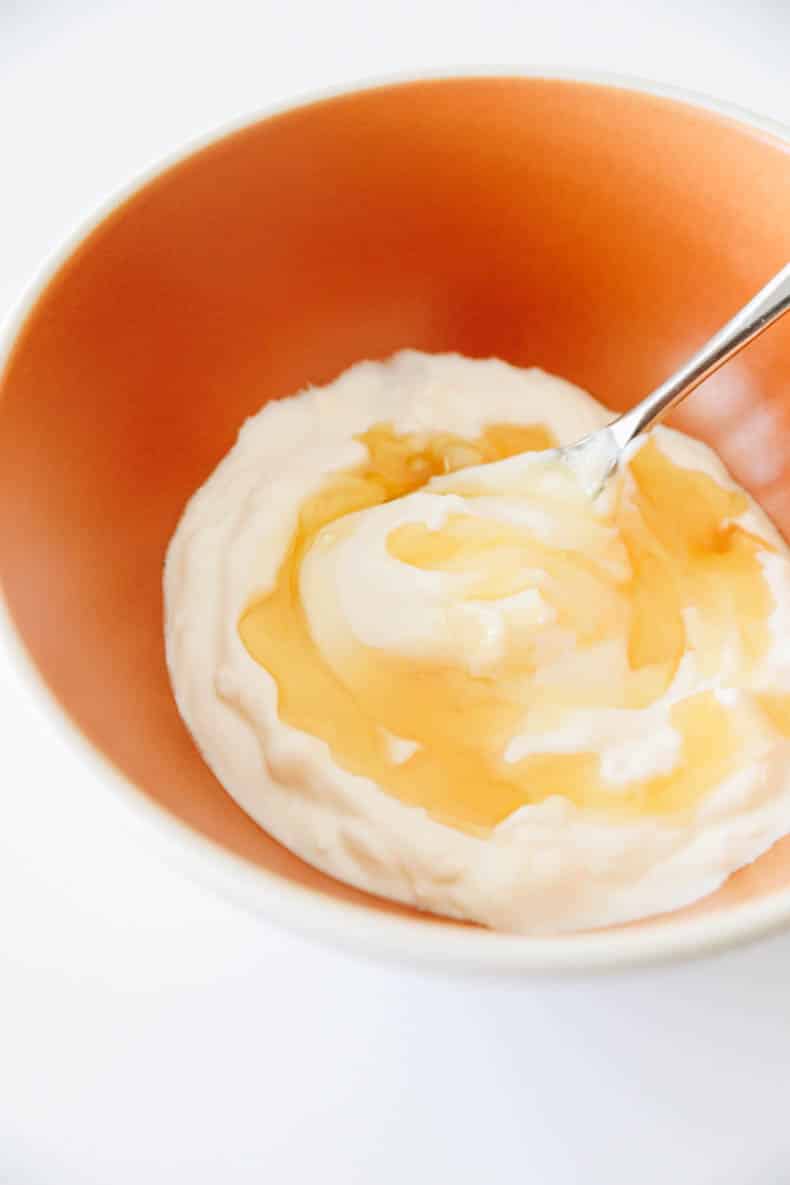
[2,74,790,973]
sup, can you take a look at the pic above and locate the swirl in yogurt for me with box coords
[166,353,790,932]
[240,420,776,832]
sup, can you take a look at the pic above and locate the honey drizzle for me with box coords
[239,425,778,833]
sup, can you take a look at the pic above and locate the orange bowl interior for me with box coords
[2,77,790,935]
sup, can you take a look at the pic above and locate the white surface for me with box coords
[1,2,790,1182]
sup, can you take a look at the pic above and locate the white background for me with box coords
[2,3,790,1182]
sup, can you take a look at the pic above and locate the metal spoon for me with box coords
[558,262,790,496]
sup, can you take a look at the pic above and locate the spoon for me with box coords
[557,262,790,496]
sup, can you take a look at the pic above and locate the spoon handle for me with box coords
[610,262,790,451]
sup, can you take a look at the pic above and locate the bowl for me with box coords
[1,74,790,975]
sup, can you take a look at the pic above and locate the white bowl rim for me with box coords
[1,67,789,977]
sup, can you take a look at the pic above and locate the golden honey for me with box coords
[239,423,779,834]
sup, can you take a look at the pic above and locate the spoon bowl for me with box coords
[2,75,790,973]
